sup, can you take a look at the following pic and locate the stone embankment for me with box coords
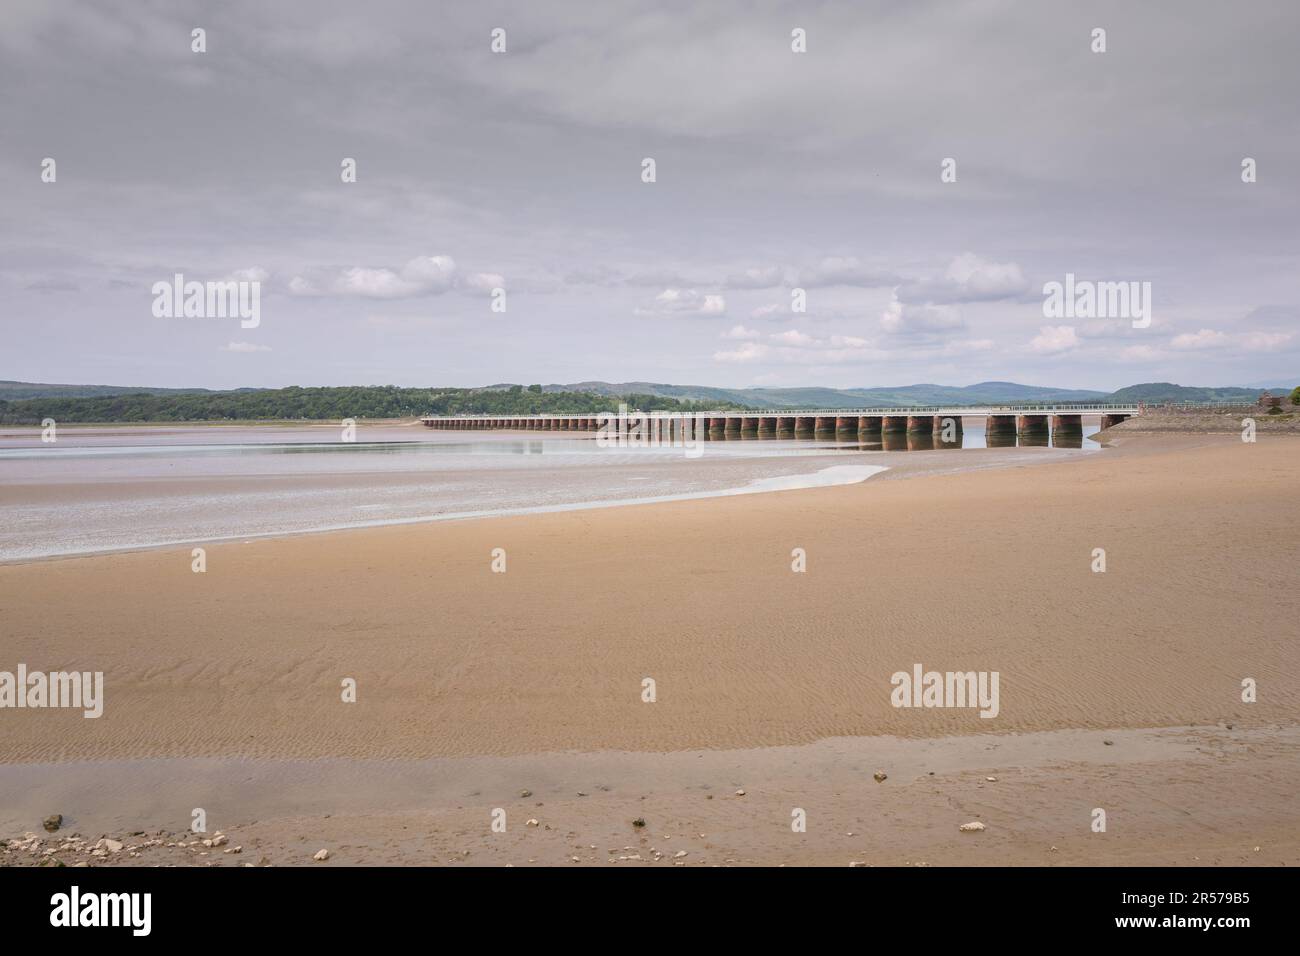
[1102,404,1299,435]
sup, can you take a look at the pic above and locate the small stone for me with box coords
[42,815,63,833]
[1103,740,1114,746]
[873,771,887,783]
[985,776,997,782]
[849,861,869,867]
[526,818,539,827]
[519,789,532,798]
[631,818,646,828]
[959,821,986,832]
[211,833,228,847]
[674,850,687,858]
[735,789,746,796]
[313,848,329,861]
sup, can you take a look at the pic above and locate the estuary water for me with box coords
[0,422,1099,562]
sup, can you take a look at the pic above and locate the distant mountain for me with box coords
[1107,382,1291,403]
[527,380,1110,408]
[0,380,261,400]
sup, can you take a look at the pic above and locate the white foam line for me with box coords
[0,464,889,563]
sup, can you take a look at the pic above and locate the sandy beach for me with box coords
[2,432,1297,866]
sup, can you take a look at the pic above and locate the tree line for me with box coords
[0,385,743,425]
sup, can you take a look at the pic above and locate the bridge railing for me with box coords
[420,403,1142,419]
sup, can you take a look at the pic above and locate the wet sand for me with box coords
[2,432,1297,864]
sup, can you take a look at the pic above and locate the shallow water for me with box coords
[0,424,1098,562]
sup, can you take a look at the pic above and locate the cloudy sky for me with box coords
[2,0,1297,391]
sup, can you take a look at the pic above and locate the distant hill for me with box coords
[0,380,259,400]
[3,379,1292,424]
[522,380,1110,408]
[1107,382,1292,403]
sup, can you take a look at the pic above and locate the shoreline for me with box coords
[6,724,1295,867]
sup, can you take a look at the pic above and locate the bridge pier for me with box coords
[419,406,1137,444]
[1017,414,1048,435]
[933,415,963,447]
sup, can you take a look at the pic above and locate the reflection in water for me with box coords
[805,423,1100,452]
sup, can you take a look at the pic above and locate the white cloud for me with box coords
[221,341,271,353]
[771,329,817,347]
[724,266,785,289]
[897,254,1028,305]
[286,255,493,299]
[1028,324,1079,354]
[636,288,726,317]
[722,324,762,340]
[880,296,964,335]
[797,256,897,289]
[713,341,769,363]
[1169,328,1227,350]
[463,271,505,292]
[713,328,882,366]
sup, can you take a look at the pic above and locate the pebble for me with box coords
[43,815,63,833]
[959,821,986,832]
[873,771,887,783]
[735,789,746,796]
[313,848,330,861]
[674,850,687,859]
[526,818,539,827]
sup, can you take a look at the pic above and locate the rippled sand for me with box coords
[2,432,1296,864]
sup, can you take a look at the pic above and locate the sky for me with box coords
[1,0,1298,392]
